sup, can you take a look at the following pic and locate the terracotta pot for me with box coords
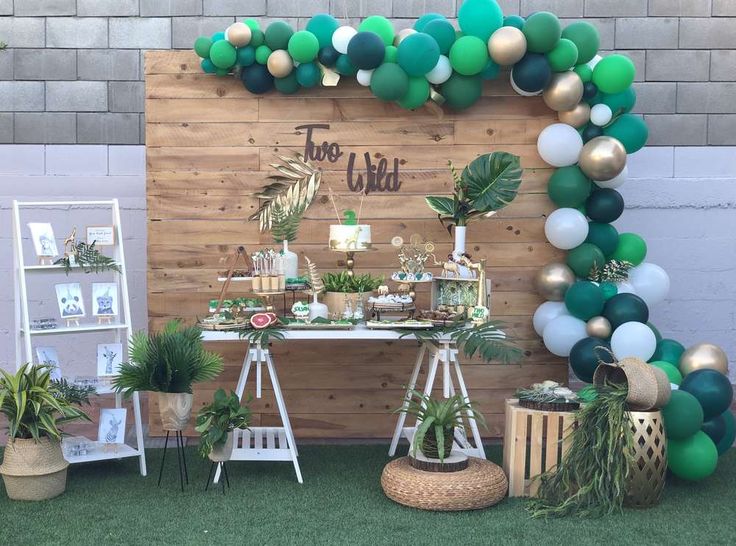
[158,392,194,431]
[0,437,69,501]
[322,292,368,319]
[208,432,235,463]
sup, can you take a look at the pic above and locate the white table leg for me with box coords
[451,349,486,459]
[235,348,254,400]
[388,343,427,456]
[442,343,451,399]
[131,391,147,476]
[256,346,262,399]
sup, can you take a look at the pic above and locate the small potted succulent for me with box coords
[515,380,580,411]
[195,389,250,461]
[321,271,383,318]
[113,320,224,431]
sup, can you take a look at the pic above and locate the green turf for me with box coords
[2,445,735,545]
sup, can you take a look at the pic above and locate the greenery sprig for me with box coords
[195,388,250,458]
[322,271,383,293]
[587,259,633,283]
[239,325,285,348]
[55,241,121,275]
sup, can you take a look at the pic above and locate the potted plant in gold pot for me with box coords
[113,319,223,432]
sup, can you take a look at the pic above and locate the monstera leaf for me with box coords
[462,152,522,213]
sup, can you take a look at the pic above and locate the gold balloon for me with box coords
[226,22,252,47]
[534,262,576,301]
[267,49,293,78]
[488,26,527,66]
[578,136,627,181]
[543,72,584,112]
[586,316,612,339]
[394,28,416,46]
[558,103,591,128]
[679,343,729,376]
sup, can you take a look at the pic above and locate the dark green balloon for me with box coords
[583,81,598,100]
[440,73,482,110]
[567,243,605,278]
[603,113,649,153]
[681,370,734,420]
[648,322,663,343]
[384,45,398,63]
[601,87,636,115]
[511,53,552,93]
[236,45,256,66]
[652,338,685,365]
[318,45,340,67]
[716,410,735,455]
[194,36,213,58]
[503,15,525,30]
[702,413,727,445]
[347,31,385,70]
[423,18,456,55]
[582,124,603,143]
[573,64,593,83]
[397,76,430,110]
[585,222,619,257]
[296,62,321,87]
[250,28,265,48]
[600,281,617,300]
[569,336,614,383]
[370,63,410,101]
[480,60,500,80]
[306,13,339,48]
[398,32,441,76]
[264,21,294,50]
[274,72,300,94]
[561,21,599,64]
[585,188,624,223]
[240,62,273,94]
[201,58,216,73]
[603,293,649,330]
[547,166,592,208]
[335,54,357,76]
[662,390,704,440]
[523,11,561,53]
[564,281,605,321]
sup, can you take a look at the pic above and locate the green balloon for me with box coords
[651,338,685,366]
[592,54,635,94]
[250,28,265,48]
[567,243,605,278]
[440,73,482,110]
[570,336,613,383]
[611,233,647,266]
[680,370,734,421]
[601,87,636,115]
[573,64,593,83]
[716,410,735,455]
[668,431,718,481]
[236,46,256,66]
[561,22,599,64]
[663,390,704,439]
[215,67,230,77]
[359,15,394,46]
[423,18,456,55]
[651,360,683,386]
[370,63,409,101]
[480,60,500,80]
[305,14,339,49]
[243,19,260,31]
[458,0,503,41]
[398,76,430,110]
[547,166,592,208]
[600,281,617,300]
[648,322,663,343]
[603,113,648,153]
[564,281,605,321]
[296,62,321,88]
[200,58,216,74]
[414,13,445,32]
[254,45,272,65]
[210,40,237,68]
[503,15,525,30]
[194,36,213,58]
[274,72,300,94]
[335,54,357,76]
[603,293,649,330]
[384,45,398,63]
[398,32,440,76]
[523,11,561,54]
[265,21,294,50]
[288,30,319,63]
[585,222,619,257]
[546,38,578,72]
[449,36,488,76]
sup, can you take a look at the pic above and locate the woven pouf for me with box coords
[381,457,508,511]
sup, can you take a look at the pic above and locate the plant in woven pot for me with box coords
[195,389,250,462]
[113,319,224,432]
[396,390,486,463]
[0,364,91,501]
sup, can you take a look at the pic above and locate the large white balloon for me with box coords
[590,103,613,126]
[595,165,628,188]
[610,321,657,361]
[628,263,670,306]
[544,208,589,250]
[426,55,452,84]
[615,281,637,295]
[537,123,584,167]
[332,26,357,54]
[543,315,588,357]
[356,69,373,86]
[533,301,569,337]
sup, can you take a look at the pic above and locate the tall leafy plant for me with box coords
[425,152,522,233]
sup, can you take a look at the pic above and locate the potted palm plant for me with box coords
[425,152,522,257]
[396,390,486,463]
[195,389,250,461]
[113,319,224,431]
[0,364,91,501]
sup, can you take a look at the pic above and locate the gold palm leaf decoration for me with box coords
[304,256,324,294]
[249,153,322,232]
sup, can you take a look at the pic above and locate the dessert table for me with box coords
[202,326,488,483]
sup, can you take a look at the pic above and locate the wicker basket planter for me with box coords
[158,392,194,431]
[420,426,454,460]
[0,437,69,501]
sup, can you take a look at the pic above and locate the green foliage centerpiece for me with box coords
[196,389,250,460]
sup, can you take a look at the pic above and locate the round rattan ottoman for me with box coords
[381,457,508,511]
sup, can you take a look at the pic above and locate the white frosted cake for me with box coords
[329,224,372,251]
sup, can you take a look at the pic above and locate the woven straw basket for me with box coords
[593,355,671,411]
[0,437,69,501]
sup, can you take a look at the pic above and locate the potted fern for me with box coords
[425,152,522,258]
[321,271,384,318]
[195,389,250,461]
[113,320,224,431]
[0,365,91,501]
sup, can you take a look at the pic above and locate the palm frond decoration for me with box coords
[270,202,303,243]
[239,326,285,349]
[588,259,633,283]
[304,256,324,294]
[55,241,121,275]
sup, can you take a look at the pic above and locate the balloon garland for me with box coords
[193,1,733,481]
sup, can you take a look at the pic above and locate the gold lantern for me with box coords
[625,409,667,508]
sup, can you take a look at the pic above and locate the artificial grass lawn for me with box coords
[2,444,735,546]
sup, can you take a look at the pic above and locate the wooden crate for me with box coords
[502,399,576,497]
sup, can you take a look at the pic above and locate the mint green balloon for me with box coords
[414,13,445,32]
[592,54,635,94]
[547,38,578,72]
[210,40,237,68]
[523,11,561,53]
[288,30,319,63]
[449,36,488,76]
[243,19,260,31]
[359,15,394,46]
[194,36,213,58]
[255,45,272,65]
[458,0,503,41]
[423,18,457,55]
[305,14,339,48]
[397,76,430,109]
[603,113,648,153]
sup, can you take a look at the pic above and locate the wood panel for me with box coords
[144,51,565,439]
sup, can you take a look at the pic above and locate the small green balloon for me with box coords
[211,31,225,42]
[397,76,430,109]
[564,281,605,321]
[663,390,704,439]
[611,232,647,266]
[265,21,294,51]
[423,18,456,55]
[215,67,230,77]
[305,14,339,48]
[296,62,321,88]
[398,32,440,77]
[250,28,265,48]
[384,45,398,63]
[546,38,578,72]
[255,45,272,65]
[370,63,409,101]
[243,19,260,32]
[449,35,488,76]
[359,15,394,46]
[585,222,619,257]
[194,36,213,58]
[562,21,599,64]
[547,166,592,208]
[335,54,357,76]
[600,281,617,300]
[210,40,237,68]
[288,30,319,63]
[503,15,525,30]
[440,73,482,110]
[414,13,446,32]
[573,64,593,83]
[648,322,663,343]
[236,46,256,66]
[668,431,718,481]
[651,360,683,386]
[201,58,216,74]
[274,72,300,94]
[523,11,561,54]
[601,87,636,115]
[603,113,648,153]
[567,243,605,278]
[651,338,685,366]
[592,54,635,94]
[480,60,500,80]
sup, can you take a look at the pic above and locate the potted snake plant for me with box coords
[195,389,250,462]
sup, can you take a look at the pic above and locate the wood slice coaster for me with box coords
[409,450,469,473]
[518,399,580,412]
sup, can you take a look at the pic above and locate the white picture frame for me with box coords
[28,222,59,257]
[86,226,115,246]
[97,343,123,377]
[35,346,62,381]
[98,408,126,444]
[92,283,118,317]
[55,283,85,319]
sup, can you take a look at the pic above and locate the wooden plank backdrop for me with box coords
[144,50,566,439]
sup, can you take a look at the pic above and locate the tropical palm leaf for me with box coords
[462,151,522,213]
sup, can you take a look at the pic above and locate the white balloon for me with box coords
[587,54,602,70]
[615,281,637,295]
[610,321,657,361]
[356,69,373,86]
[544,208,589,250]
[332,26,357,54]
[590,103,613,126]
[533,301,569,337]
[543,315,588,357]
[510,71,542,96]
[537,123,584,167]
[426,55,452,84]
[595,165,628,188]
[628,263,670,306]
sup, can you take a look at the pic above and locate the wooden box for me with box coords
[502,399,576,497]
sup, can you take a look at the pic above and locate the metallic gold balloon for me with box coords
[586,316,612,339]
[488,26,527,66]
[679,343,729,376]
[578,136,627,181]
[267,49,293,78]
[558,103,591,128]
[543,72,584,112]
[394,28,416,46]
[534,262,576,301]
[226,22,252,47]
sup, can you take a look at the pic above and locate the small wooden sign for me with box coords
[86,226,115,246]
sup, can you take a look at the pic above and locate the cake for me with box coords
[329,224,372,251]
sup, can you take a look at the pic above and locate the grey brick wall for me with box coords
[0,1,734,144]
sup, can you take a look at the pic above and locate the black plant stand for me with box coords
[157,430,189,491]
[205,461,231,494]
